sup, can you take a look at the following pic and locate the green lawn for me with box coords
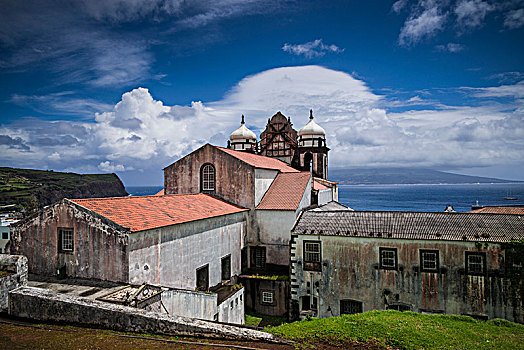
[267,310,524,349]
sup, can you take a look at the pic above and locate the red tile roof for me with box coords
[218,147,298,173]
[313,179,329,190]
[256,172,311,210]
[468,207,524,215]
[69,194,247,232]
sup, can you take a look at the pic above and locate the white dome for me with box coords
[298,110,325,137]
[230,115,257,141]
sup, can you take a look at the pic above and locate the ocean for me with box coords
[126,183,524,213]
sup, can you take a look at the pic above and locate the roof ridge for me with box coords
[71,193,202,202]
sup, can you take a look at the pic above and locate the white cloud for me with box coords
[1,66,523,183]
[455,0,493,29]
[98,161,130,172]
[399,4,447,46]
[466,81,524,98]
[392,0,408,13]
[504,8,524,29]
[282,39,344,58]
[435,42,464,52]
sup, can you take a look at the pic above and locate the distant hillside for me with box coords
[329,168,518,185]
[0,167,128,213]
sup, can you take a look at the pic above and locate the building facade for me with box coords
[290,209,524,323]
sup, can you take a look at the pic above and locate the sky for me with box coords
[0,0,523,186]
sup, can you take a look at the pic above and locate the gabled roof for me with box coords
[309,201,353,212]
[468,206,524,215]
[256,172,311,210]
[313,179,329,190]
[292,211,524,243]
[69,194,248,232]
[218,146,298,173]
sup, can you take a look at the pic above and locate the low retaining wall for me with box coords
[9,287,277,342]
[0,255,27,311]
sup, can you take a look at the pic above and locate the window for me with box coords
[466,252,486,276]
[261,291,274,304]
[304,241,322,271]
[340,299,363,315]
[420,250,439,272]
[387,303,412,312]
[301,295,310,311]
[58,228,73,252]
[2,231,8,240]
[196,264,209,291]
[200,164,215,192]
[379,247,397,270]
[221,255,231,281]
[250,246,266,269]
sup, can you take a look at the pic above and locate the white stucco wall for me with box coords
[295,177,312,216]
[128,213,246,290]
[218,287,245,324]
[254,169,279,206]
[161,288,218,321]
[318,189,333,205]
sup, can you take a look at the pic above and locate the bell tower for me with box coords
[297,110,329,179]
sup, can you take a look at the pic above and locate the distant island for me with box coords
[329,168,520,185]
[0,167,128,212]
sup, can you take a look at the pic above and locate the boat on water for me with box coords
[504,197,518,200]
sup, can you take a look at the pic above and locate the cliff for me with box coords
[0,167,128,212]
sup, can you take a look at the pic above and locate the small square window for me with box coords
[2,231,8,240]
[261,291,274,304]
[58,228,74,252]
[466,252,486,276]
[420,250,439,272]
[379,247,397,270]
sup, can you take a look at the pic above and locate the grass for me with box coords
[266,310,524,349]
[0,167,127,211]
[245,309,287,327]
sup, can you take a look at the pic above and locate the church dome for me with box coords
[230,115,256,141]
[298,110,325,137]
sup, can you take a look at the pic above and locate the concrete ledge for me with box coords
[0,255,27,312]
[8,287,278,342]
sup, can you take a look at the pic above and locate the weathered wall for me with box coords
[256,210,296,266]
[0,226,9,253]
[254,169,279,207]
[0,254,27,311]
[218,287,245,324]
[128,212,246,289]
[242,278,288,317]
[9,287,276,341]
[291,235,523,323]
[11,200,129,282]
[162,288,218,320]
[164,144,255,209]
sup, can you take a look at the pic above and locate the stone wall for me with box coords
[9,287,277,342]
[291,235,524,323]
[0,254,27,311]
[161,288,218,321]
[11,200,129,282]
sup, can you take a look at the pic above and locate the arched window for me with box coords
[201,164,215,192]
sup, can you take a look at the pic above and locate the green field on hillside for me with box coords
[0,167,127,212]
[267,310,524,349]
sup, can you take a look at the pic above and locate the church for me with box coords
[12,110,337,320]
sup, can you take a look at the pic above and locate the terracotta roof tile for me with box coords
[468,207,524,214]
[256,172,311,210]
[69,194,247,232]
[293,211,524,243]
[155,189,164,196]
[218,147,298,173]
[313,179,329,190]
